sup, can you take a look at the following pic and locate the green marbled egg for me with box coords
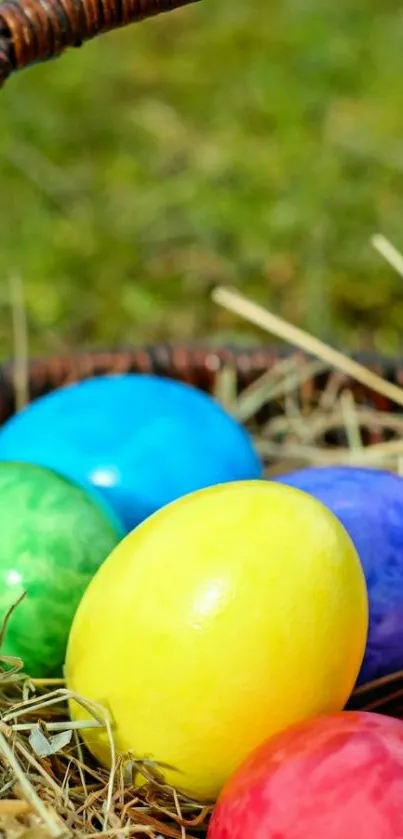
[0,461,123,677]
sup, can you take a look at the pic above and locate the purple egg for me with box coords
[273,465,403,686]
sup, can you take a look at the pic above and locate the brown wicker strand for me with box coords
[0,0,199,87]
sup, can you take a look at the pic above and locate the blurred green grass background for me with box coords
[1,0,403,358]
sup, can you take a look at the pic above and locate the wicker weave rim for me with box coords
[0,345,401,423]
[0,0,199,86]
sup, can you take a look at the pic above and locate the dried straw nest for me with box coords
[3,238,403,838]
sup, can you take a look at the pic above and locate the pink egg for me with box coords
[208,712,403,839]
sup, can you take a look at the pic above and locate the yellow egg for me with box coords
[65,480,368,801]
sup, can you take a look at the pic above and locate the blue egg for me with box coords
[272,465,403,685]
[0,373,262,533]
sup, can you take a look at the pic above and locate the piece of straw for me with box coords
[211,285,403,410]
[372,234,403,278]
[340,389,363,451]
[0,729,66,837]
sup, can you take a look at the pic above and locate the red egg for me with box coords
[207,712,403,839]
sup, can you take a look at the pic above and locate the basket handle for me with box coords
[0,0,199,88]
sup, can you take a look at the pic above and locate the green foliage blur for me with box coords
[1,0,403,358]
